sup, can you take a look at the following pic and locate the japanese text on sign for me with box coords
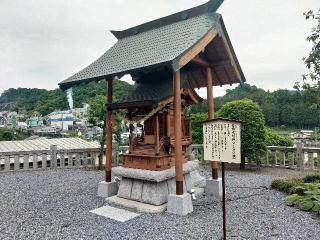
[203,119,241,163]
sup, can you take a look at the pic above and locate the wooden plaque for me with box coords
[203,118,241,163]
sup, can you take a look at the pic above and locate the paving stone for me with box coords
[90,205,140,222]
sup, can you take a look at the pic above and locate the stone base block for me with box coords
[205,178,222,201]
[167,193,193,216]
[106,196,167,213]
[114,160,205,206]
[97,181,118,198]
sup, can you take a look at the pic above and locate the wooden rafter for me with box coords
[176,28,218,69]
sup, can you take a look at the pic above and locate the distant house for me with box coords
[291,130,314,140]
[27,116,44,128]
[7,112,18,128]
[34,125,62,134]
[17,122,27,130]
[72,103,89,119]
[48,111,74,131]
[0,113,7,127]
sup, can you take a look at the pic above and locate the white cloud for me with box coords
[0,0,319,96]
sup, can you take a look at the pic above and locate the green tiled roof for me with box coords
[59,0,245,90]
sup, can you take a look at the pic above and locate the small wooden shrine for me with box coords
[109,70,202,171]
[59,0,246,197]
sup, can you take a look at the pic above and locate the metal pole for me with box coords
[105,79,113,182]
[221,162,226,240]
[206,67,218,179]
[173,70,184,195]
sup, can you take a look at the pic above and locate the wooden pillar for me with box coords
[166,111,171,137]
[206,67,218,179]
[155,114,160,155]
[173,70,184,195]
[105,79,113,182]
[128,111,133,153]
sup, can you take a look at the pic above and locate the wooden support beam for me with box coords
[173,28,218,70]
[105,79,113,182]
[191,57,230,69]
[191,57,210,67]
[155,114,160,155]
[173,70,184,195]
[206,67,219,180]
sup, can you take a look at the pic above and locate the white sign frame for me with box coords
[203,118,241,164]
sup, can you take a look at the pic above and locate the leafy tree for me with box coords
[0,128,27,141]
[88,95,106,126]
[88,94,125,169]
[65,130,81,138]
[265,128,293,147]
[295,10,320,109]
[190,112,207,144]
[190,83,320,128]
[217,99,266,169]
[0,79,134,116]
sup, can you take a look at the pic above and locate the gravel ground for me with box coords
[0,168,319,240]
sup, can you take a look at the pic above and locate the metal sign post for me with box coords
[221,161,226,240]
[202,118,241,240]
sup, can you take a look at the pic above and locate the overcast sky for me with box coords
[0,0,319,97]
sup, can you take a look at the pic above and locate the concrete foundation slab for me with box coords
[90,205,140,222]
[97,181,118,198]
[205,178,222,201]
[167,193,193,215]
[106,196,167,213]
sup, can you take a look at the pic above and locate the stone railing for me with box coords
[0,145,99,173]
[264,144,320,170]
[189,143,320,171]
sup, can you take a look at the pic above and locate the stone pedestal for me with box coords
[97,181,119,198]
[205,178,222,201]
[111,160,204,206]
[167,193,193,215]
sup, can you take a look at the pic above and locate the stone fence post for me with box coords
[50,145,57,169]
[296,141,304,170]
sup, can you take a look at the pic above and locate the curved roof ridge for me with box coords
[111,0,224,39]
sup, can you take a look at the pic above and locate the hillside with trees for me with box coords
[0,79,134,116]
[191,84,320,129]
[1,79,319,129]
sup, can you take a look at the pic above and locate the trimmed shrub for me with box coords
[272,175,320,213]
[190,112,208,144]
[271,178,303,194]
[303,173,320,183]
[265,128,293,147]
[217,99,266,168]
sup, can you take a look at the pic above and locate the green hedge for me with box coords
[265,128,293,147]
[271,173,320,213]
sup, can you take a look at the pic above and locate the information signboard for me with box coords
[203,118,241,163]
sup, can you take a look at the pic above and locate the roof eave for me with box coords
[218,16,246,84]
